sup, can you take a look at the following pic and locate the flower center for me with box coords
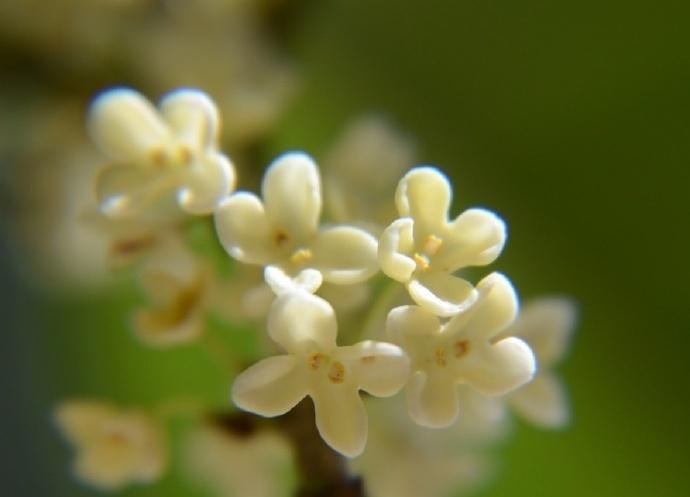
[306,352,346,384]
[290,248,313,266]
[413,234,443,272]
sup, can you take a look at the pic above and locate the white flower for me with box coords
[54,401,166,491]
[231,291,410,457]
[215,152,379,286]
[379,167,506,316]
[502,297,577,428]
[386,272,535,428]
[183,423,295,497]
[89,87,236,217]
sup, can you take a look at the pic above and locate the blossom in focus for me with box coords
[379,167,506,316]
[89,87,235,217]
[54,401,166,491]
[386,272,535,428]
[503,297,578,428]
[231,291,410,457]
[215,152,379,290]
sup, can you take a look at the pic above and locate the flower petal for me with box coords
[407,272,478,317]
[435,208,506,271]
[54,401,114,445]
[214,192,274,265]
[405,370,459,428]
[232,355,308,417]
[268,292,337,354]
[131,307,204,348]
[88,88,171,162]
[337,341,410,397]
[508,371,570,429]
[378,218,416,282]
[317,282,370,313]
[395,167,450,237]
[461,337,536,396]
[311,226,378,284]
[178,152,236,214]
[262,152,321,243]
[386,305,441,343]
[159,89,220,150]
[504,297,577,367]
[264,266,323,296]
[453,272,518,340]
[312,385,367,457]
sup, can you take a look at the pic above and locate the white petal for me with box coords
[405,371,459,428]
[407,273,478,317]
[386,305,441,343]
[159,88,220,150]
[262,152,321,243]
[505,297,577,367]
[232,355,308,417]
[317,282,370,313]
[337,341,410,397]
[95,164,178,218]
[311,226,378,284]
[453,272,518,340]
[88,88,171,162]
[312,385,367,457]
[508,372,570,429]
[54,401,114,445]
[378,218,416,282]
[395,167,450,237]
[268,292,337,354]
[462,337,536,396]
[456,387,509,441]
[178,152,236,214]
[214,192,274,265]
[264,266,323,296]
[435,208,507,271]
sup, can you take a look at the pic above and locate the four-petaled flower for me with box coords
[379,167,506,317]
[214,152,379,290]
[89,87,236,217]
[386,272,535,428]
[231,291,410,457]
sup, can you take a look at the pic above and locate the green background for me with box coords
[4,1,690,496]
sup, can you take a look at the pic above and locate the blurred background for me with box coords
[2,0,689,496]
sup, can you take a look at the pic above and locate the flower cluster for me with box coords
[53,87,578,496]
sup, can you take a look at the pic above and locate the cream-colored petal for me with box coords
[312,385,368,457]
[178,152,236,215]
[95,163,178,218]
[232,355,308,417]
[405,371,459,428]
[262,152,321,243]
[311,226,378,284]
[504,297,577,367]
[386,305,441,343]
[214,192,274,265]
[264,266,323,296]
[337,341,410,397]
[88,88,171,162]
[54,401,114,445]
[508,371,570,429]
[75,445,138,490]
[267,292,337,354]
[159,88,220,150]
[455,387,510,442]
[378,218,416,282]
[395,167,450,237]
[461,337,536,396]
[407,273,478,317]
[435,208,507,271]
[452,272,518,340]
[317,282,371,313]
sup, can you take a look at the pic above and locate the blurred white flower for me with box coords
[386,272,535,428]
[231,291,410,457]
[215,152,379,288]
[503,297,578,428]
[379,167,506,316]
[183,423,295,497]
[89,87,235,217]
[54,400,166,491]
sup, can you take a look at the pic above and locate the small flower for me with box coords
[386,272,535,428]
[379,167,506,316]
[89,87,236,217]
[54,401,166,491]
[215,152,379,286]
[502,297,578,428]
[231,291,410,457]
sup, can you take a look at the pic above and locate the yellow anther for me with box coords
[307,353,327,371]
[454,340,471,358]
[435,348,447,367]
[150,148,168,167]
[423,235,443,256]
[328,361,346,384]
[413,253,430,271]
[273,231,289,247]
[176,145,193,165]
[290,248,313,266]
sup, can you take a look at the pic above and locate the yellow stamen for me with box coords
[307,353,327,371]
[273,231,289,247]
[454,340,471,358]
[150,148,168,167]
[423,234,443,256]
[328,361,346,384]
[413,253,430,271]
[290,248,313,266]
[435,347,447,367]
